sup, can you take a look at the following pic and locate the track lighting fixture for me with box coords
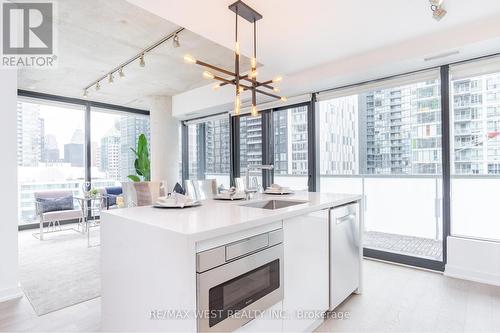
[172,34,180,48]
[83,89,88,98]
[83,28,184,98]
[430,0,446,21]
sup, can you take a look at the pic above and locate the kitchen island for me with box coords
[101,191,363,332]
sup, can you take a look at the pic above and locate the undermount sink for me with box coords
[240,199,308,210]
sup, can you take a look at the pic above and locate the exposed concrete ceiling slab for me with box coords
[18,0,250,110]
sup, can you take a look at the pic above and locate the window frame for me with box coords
[17,89,150,229]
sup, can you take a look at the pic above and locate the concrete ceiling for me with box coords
[18,0,250,109]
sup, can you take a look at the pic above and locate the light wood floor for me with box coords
[1,259,499,332]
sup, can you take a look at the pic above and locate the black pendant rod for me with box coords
[251,20,257,110]
[235,8,240,113]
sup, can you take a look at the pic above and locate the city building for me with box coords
[16,102,43,167]
[100,127,121,180]
[42,134,60,163]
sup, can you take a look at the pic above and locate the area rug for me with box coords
[18,226,101,316]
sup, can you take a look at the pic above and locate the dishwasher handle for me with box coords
[336,213,356,224]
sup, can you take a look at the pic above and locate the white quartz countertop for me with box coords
[101,192,361,241]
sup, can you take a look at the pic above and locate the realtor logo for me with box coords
[1,1,56,67]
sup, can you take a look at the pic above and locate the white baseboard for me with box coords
[445,264,500,287]
[0,286,23,303]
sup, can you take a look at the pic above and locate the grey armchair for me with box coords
[34,190,83,240]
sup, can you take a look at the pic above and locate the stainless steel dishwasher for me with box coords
[329,202,361,310]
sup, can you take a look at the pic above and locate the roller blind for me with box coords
[316,69,440,101]
[450,54,500,80]
[183,112,228,126]
[237,93,311,116]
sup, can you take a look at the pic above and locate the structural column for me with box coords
[149,96,179,191]
[0,69,22,302]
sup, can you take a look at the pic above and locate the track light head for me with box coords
[139,53,146,67]
[95,81,101,91]
[430,0,446,21]
[119,67,125,78]
[108,73,114,84]
[172,34,180,48]
[83,89,88,98]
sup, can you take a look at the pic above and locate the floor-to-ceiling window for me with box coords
[17,99,85,225]
[90,109,151,186]
[16,94,150,228]
[272,105,309,190]
[185,115,231,188]
[239,114,263,188]
[318,69,444,263]
[449,56,500,241]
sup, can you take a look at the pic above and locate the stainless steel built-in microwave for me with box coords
[196,229,284,332]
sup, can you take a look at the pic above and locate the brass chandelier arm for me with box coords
[255,88,281,100]
[195,60,236,77]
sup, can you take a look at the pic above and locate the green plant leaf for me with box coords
[127,175,141,182]
[129,133,151,182]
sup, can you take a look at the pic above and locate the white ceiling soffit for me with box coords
[129,0,500,117]
[18,0,250,109]
[128,0,500,75]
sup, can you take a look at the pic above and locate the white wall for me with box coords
[0,69,22,302]
[150,96,179,191]
[445,237,500,286]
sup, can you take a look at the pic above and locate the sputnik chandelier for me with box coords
[184,0,286,116]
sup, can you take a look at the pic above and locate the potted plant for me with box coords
[128,133,151,182]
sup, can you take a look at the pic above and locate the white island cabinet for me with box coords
[100,192,362,332]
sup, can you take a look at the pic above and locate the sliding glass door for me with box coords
[449,56,500,241]
[17,99,85,226]
[318,69,444,266]
[272,105,309,191]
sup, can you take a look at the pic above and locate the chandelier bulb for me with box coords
[213,83,221,90]
[272,76,283,83]
[184,54,196,64]
[273,87,280,92]
[234,94,241,115]
[281,97,287,102]
[251,57,257,69]
[235,42,240,55]
[251,105,258,117]
[203,71,215,80]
